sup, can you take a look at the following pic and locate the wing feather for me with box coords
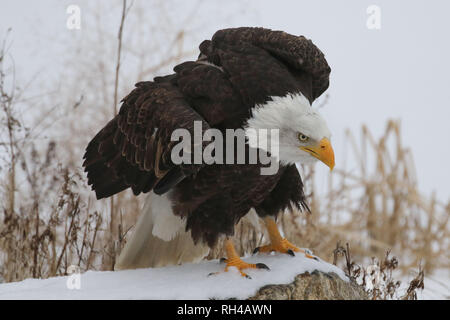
[83,81,210,199]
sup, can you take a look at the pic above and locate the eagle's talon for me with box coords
[255,263,270,271]
[219,257,227,264]
[255,239,301,256]
[252,247,260,255]
[220,239,269,278]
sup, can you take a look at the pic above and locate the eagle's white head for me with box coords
[245,93,335,170]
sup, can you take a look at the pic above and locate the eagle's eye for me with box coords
[298,133,309,142]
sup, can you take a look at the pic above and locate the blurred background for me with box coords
[0,0,448,299]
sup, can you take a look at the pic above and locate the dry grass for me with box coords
[0,47,104,280]
[0,1,203,281]
[331,242,425,300]
[0,41,106,280]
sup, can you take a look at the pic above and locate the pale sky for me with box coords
[1,0,449,201]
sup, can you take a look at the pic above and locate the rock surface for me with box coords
[249,270,368,300]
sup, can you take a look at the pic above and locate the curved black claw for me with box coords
[207,272,218,277]
[244,274,252,279]
[287,249,295,257]
[252,247,260,255]
[255,263,270,271]
[219,257,227,264]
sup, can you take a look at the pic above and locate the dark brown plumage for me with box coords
[83,27,330,248]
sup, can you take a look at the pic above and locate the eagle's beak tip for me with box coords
[301,137,335,171]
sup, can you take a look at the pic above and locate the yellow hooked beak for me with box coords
[300,138,335,171]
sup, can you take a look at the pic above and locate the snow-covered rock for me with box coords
[0,253,352,300]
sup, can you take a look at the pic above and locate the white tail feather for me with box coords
[115,191,209,270]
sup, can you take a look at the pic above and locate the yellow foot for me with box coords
[254,238,318,261]
[209,238,270,279]
[209,257,270,279]
[257,217,319,260]
[225,256,270,278]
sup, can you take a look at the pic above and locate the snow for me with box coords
[0,253,348,300]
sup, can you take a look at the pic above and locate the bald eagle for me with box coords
[83,27,334,277]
